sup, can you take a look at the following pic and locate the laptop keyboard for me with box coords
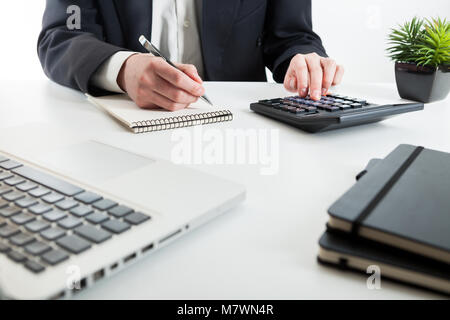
[0,156,151,274]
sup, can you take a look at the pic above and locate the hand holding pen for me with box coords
[116,36,211,111]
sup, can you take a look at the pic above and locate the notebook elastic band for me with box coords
[351,146,425,235]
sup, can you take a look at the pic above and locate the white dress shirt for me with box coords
[91,0,204,93]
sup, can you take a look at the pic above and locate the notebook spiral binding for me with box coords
[131,110,233,133]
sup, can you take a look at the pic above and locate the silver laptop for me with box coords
[0,141,245,299]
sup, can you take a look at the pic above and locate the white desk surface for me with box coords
[0,80,449,299]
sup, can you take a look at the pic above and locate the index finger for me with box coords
[154,61,205,97]
[305,54,323,101]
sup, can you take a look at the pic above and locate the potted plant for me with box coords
[387,17,450,103]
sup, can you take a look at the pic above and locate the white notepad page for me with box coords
[86,94,232,133]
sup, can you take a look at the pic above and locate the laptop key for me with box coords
[124,212,150,225]
[16,181,38,192]
[25,241,51,256]
[86,212,109,224]
[3,191,26,202]
[93,199,118,211]
[4,176,25,186]
[25,220,51,233]
[28,203,52,215]
[74,191,102,204]
[40,227,66,241]
[12,165,84,197]
[29,187,51,198]
[43,210,67,222]
[58,217,83,230]
[56,235,91,254]
[0,206,22,217]
[42,192,64,204]
[10,232,35,246]
[11,212,35,225]
[0,225,20,238]
[102,219,131,234]
[75,225,112,244]
[108,205,134,218]
[0,241,11,253]
[0,160,23,170]
[0,156,8,163]
[42,249,69,265]
[25,260,46,273]
[0,218,6,227]
[0,184,13,195]
[70,205,93,217]
[15,196,39,208]
[7,250,27,263]
[0,172,14,181]
[0,198,8,208]
[55,199,78,211]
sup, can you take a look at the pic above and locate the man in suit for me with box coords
[38,0,344,111]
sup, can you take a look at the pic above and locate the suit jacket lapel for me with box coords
[113,0,153,52]
[202,0,240,79]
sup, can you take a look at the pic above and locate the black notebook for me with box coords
[327,144,450,264]
[318,230,450,295]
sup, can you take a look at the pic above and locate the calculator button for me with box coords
[322,105,340,112]
[337,104,352,110]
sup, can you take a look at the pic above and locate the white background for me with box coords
[0,1,448,83]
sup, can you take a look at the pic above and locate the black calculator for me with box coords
[250,94,424,133]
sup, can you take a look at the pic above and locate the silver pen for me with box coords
[139,35,213,106]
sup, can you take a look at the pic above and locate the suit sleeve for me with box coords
[37,0,128,95]
[263,0,327,83]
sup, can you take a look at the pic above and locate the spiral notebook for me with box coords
[87,94,233,133]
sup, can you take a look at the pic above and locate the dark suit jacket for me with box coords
[38,0,327,96]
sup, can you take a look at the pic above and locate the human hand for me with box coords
[117,53,205,110]
[283,53,344,101]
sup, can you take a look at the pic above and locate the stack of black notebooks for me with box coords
[318,144,450,295]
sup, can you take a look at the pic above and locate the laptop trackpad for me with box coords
[38,141,154,185]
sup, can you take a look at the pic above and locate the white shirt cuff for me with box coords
[91,51,137,93]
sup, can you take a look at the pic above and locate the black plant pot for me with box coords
[395,62,450,103]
